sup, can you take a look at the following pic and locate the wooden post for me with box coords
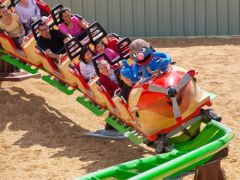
[194,148,228,180]
[0,51,40,81]
[194,160,226,180]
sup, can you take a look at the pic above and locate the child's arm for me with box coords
[78,18,89,29]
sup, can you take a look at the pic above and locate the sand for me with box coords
[0,37,239,180]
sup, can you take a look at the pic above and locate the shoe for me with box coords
[84,129,126,140]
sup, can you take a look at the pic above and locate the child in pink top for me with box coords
[95,40,119,61]
[59,8,89,40]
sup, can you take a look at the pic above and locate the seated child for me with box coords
[97,60,119,97]
[79,46,96,82]
[95,40,118,61]
[83,60,124,138]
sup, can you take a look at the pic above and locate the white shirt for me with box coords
[79,61,96,81]
[15,0,40,24]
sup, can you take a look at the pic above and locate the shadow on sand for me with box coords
[0,86,153,174]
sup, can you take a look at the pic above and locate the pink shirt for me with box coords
[104,48,118,60]
[96,48,118,62]
[59,16,83,37]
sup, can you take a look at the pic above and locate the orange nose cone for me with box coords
[132,70,191,118]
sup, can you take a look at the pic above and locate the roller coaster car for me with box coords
[80,37,134,124]
[48,17,123,103]
[0,0,51,67]
[128,66,214,142]
[0,24,40,68]
[65,21,131,113]
[65,37,108,108]
[111,38,218,146]
[30,20,78,88]
[0,31,41,65]
[91,52,133,125]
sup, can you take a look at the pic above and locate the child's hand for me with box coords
[57,54,64,63]
[31,16,38,22]
[89,76,95,81]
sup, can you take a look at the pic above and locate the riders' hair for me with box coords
[38,21,47,29]
[0,4,7,19]
[79,46,93,64]
[94,39,107,49]
[59,8,71,24]
[97,60,110,70]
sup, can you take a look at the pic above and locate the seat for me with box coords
[30,20,60,74]
[30,20,77,87]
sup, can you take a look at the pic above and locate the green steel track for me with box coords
[77,120,234,180]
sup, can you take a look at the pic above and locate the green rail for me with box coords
[76,120,234,180]
[42,75,76,95]
[76,96,106,116]
[105,117,144,144]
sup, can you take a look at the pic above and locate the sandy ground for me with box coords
[0,37,239,180]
